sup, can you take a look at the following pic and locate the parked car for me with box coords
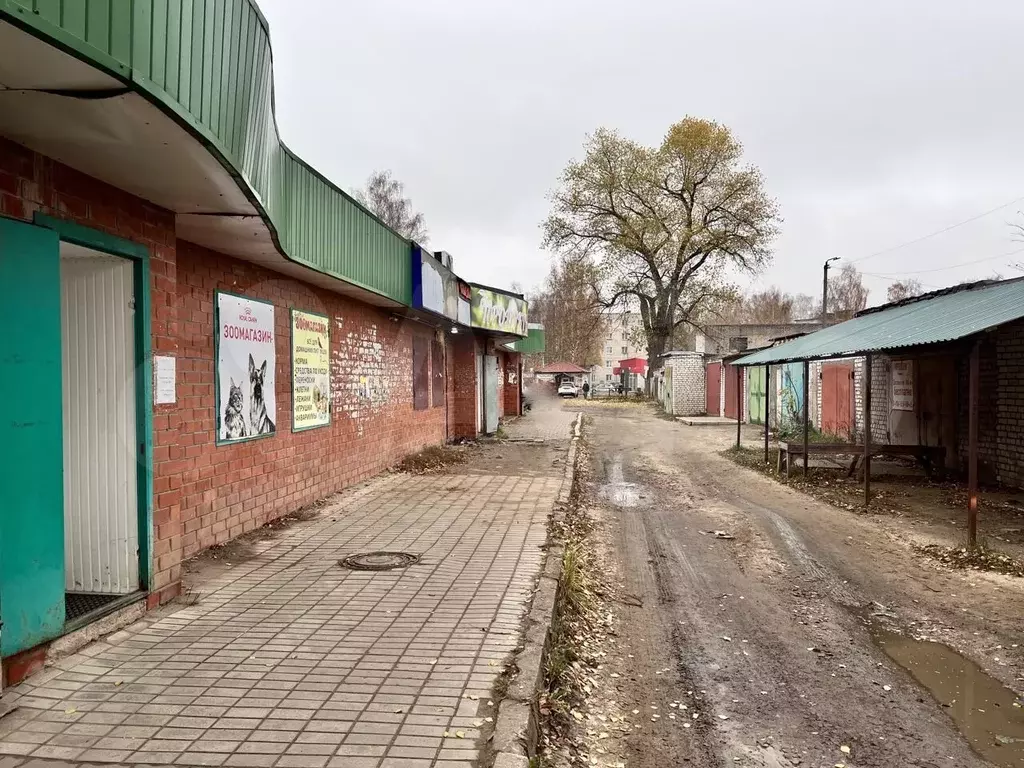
[557,381,579,398]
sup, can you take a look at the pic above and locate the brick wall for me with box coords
[957,337,998,482]
[1,138,180,598]
[992,322,1024,486]
[665,353,704,415]
[172,242,448,580]
[2,137,453,606]
[853,355,889,443]
[954,322,1024,487]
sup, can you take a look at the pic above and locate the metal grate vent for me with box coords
[339,552,420,571]
[65,592,123,622]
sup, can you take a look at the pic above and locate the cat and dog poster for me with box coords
[216,292,277,443]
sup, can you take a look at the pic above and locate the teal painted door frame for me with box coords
[1,214,155,657]
[32,214,155,597]
[0,217,65,656]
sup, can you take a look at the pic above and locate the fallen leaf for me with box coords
[840,745,851,754]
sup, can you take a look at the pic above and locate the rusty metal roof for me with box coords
[734,278,1024,366]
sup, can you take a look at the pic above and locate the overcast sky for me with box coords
[257,0,1024,305]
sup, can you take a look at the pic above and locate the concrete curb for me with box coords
[488,411,583,767]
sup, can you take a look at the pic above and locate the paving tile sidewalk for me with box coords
[0,404,573,768]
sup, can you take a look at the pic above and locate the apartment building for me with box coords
[592,312,649,385]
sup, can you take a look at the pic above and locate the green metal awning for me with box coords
[511,324,546,354]
[734,278,1024,367]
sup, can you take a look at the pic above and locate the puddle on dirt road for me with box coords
[873,629,1024,766]
[599,456,646,508]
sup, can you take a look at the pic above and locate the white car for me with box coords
[557,381,579,398]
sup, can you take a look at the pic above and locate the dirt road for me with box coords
[578,403,1024,768]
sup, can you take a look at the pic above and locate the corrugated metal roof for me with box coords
[734,278,1024,367]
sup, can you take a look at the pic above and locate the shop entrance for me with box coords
[0,217,149,660]
[60,243,141,619]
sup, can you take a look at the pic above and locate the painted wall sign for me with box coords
[216,292,276,443]
[891,360,914,411]
[470,287,528,336]
[291,309,331,431]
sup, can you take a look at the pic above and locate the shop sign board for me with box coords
[892,360,914,411]
[470,286,528,336]
[411,245,462,323]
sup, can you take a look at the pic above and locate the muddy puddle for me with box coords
[874,629,1024,766]
[599,456,645,507]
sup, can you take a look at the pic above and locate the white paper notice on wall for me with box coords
[154,355,176,405]
[891,359,914,411]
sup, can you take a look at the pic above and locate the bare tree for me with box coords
[529,259,606,367]
[745,288,795,323]
[543,118,780,387]
[791,293,819,320]
[886,279,924,303]
[353,170,428,242]
[714,287,793,324]
[827,263,869,319]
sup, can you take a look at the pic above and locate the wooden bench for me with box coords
[778,441,946,478]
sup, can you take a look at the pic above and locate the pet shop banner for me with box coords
[291,309,331,430]
[216,292,277,443]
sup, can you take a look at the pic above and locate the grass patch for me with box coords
[395,445,467,474]
[916,543,1024,578]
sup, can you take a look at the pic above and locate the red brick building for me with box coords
[0,5,527,682]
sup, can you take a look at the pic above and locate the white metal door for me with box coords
[484,355,499,434]
[61,247,139,594]
[475,350,483,434]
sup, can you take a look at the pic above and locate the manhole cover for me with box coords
[339,551,420,571]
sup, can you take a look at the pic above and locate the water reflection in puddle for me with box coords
[874,630,1024,767]
[599,456,644,508]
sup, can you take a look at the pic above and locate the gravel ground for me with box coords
[565,403,1024,768]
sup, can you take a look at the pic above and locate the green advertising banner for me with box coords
[470,287,528,335]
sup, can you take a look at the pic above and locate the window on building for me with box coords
[606,374,612,381]
[413,337,429,410]
[431,340,445,407]
[621,346,628,355]
[606,345,612,354]
[606,360,612,368]
[729,336,749,352]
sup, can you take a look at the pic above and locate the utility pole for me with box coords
[821,257,840,322]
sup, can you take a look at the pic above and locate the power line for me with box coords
[857,245,1024,277]
[860,272,944,291]
[847,195,1024,266]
